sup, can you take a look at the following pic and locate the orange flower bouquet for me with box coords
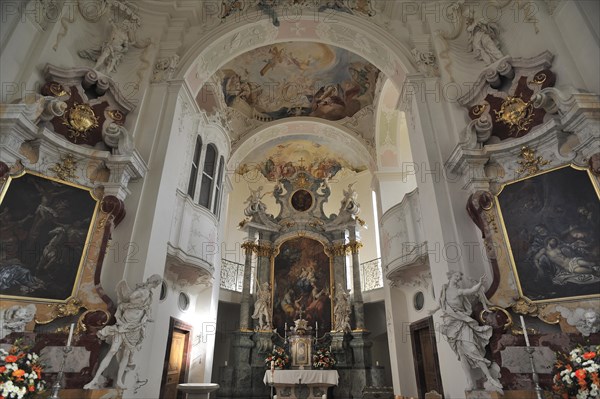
[0,341,46,399]
[264,346,290,370]
[552,345,600,399]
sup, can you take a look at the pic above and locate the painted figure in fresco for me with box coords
[251,282,272,330]
[84,275,162,389]
[432,272,502,391]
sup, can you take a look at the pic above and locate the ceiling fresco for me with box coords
[215,42,381,122]
[236,139,367,181]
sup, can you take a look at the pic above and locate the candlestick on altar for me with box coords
[66,323,75,347]
[520,315,530,347]
[284,322,287,340]
[315,321,318,338]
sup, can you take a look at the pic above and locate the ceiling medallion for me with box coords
[515,146,550,176]
[62,103,99,141]
[494,96,534,136]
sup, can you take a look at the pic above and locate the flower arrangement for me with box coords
[552,345,600,399]
[0,341,46,399]
[312,347,336,369]
[265,346,290,370]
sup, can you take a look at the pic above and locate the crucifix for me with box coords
[297,308,305,320]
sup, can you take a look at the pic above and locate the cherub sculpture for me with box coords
[556,307,600,337]
[0,304,36,339]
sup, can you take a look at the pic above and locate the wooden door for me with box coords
[160,318,193,399]
[410,317,443,399]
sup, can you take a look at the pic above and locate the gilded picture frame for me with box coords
[0,170,100,303]
[271,237,334,335]
[495,164,600,304]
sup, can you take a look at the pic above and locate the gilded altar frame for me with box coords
[494,164,600,304]
[271,235,334,334]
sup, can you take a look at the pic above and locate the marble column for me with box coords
[348,229,365,330]
[239,229,256,331]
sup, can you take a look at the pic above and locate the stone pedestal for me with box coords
[41,389,122,399]
[177,383,219,399]
[349,330,373,368]
[465,390,504,399]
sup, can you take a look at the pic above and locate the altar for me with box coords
[263,370,339,399]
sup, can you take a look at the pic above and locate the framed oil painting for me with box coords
[496,165,600,303]
[0,171,99,302]
[272,237,332,335]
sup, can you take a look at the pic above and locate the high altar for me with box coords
[217,164,384,398]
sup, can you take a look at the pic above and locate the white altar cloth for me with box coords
[263,370,339,386]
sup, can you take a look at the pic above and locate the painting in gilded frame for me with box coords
[496,165,600,303]
[272,237,332,335]
[0,171,99,302]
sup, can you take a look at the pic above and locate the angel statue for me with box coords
[430,271,503,391]
[466,15,505,65]
[78,16,149,75]
[84,274,162,390]
[341,182,360,215]
[556,307,600,337]
[244,185,268,216]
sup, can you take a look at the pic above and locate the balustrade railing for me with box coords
[359,257,383,291]
[220,259,245,292]
[221,258,383,293]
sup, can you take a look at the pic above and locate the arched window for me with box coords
[199,144,217,208]
[212,156,225,216]
[187,136,202,198]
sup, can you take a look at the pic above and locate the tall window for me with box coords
[199,144,217,208]
[187,136,202,198]
[212,156,225,216]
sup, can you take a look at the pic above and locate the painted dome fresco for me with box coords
[212,41,381,121]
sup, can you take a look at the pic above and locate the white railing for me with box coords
[360,258,383,291]
[221,258,383,293]
[220,259,245,292]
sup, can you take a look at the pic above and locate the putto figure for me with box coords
[84,274,162,389]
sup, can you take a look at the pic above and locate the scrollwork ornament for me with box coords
[515,146,550,176]
[49,154,78,181]
[35,297,85,325]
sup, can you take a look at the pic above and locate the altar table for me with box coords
[263,370,339,399]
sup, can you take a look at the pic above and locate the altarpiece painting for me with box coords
[496,166,600,303]
[0,172,98,301]
[272,237,332,335]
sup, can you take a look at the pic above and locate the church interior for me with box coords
[0,1,599,398]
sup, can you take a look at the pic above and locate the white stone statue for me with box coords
[78,17,138,74]
[244,185,267,216]
[466,16,505,65]
[251,281,272,330]
[341,182,360,215]
[431,271,503,391]
[84,274,162,390]
[0,304,36,339]
[333,283,351,332]
[556,307,600,337]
